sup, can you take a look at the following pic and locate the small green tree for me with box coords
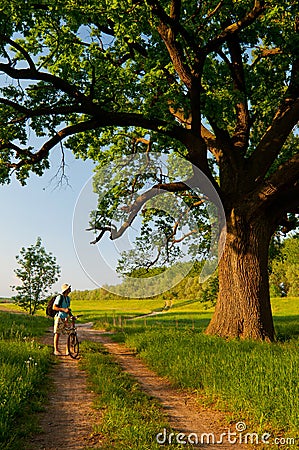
[12,237,60,315]
[269,236,299,297]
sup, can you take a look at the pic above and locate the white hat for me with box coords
[61,283,71,293]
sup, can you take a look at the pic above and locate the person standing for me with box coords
[53,283,72,356]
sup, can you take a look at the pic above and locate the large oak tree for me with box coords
[0,0,298,340]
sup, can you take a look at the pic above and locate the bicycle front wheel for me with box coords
[67,332,79,359]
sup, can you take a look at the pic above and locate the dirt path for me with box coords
[27,324,248,450]
[26,328,102,450]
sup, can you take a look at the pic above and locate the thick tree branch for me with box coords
[168,104,223,162]
[146,0,194,89]
[169,0,181,21]
[225,34,250,153]
[204,1,266,54]
[270,186,299,231]
[248,52,299,180]
[0,43,200,155]
[147,0,196,50]
[200,125,223,162]
[247,154,299,219]
[251,47,283,68]
[265,153,299,193]
[248,102,299,180]
[0,35,36,70]
[206,116,244,186]
[1,93,214,183]
[0,98,83,125]
[7,118,103,169]
[89,180,192,243]
[0,97,28,114]
[0,141,32,159]
[0,63,87,103]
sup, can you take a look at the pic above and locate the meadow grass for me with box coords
[73,296,299,446]
[1,297,298,448]
[0,311,53,450]
[123,329,298,433]
[80,341,191,449]
[271,297,299,341]
[70,297,173,322]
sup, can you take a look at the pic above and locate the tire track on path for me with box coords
[28,324,248,449]
[26,329,102,450]
[79,327,248,450]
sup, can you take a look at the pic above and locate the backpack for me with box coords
[46,294,63,318]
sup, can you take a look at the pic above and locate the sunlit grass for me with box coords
[80,341,190,449]
[122,329,299,434]
[82,296,299,444]
[1,296,298,448]
[0,311,53,450]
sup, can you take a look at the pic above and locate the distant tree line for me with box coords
[71,236,298,305]
[269,236,299,297]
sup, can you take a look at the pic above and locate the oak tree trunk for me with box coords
[206,210,275,341]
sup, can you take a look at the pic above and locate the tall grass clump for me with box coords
[122,328,299,437]
[0,311,50,340]
[0,312,52,450]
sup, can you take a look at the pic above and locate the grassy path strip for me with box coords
[0,312,53,450]
[27,354,101,450]
[121,327,299,438]
[78,327,246,450]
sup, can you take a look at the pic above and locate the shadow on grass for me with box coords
[274,315,299,342]
[98,312,213,341]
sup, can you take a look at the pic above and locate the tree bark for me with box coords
[206,209,275,341]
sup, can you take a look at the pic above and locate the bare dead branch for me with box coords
[89,226,117,245]
[47,142,72,190]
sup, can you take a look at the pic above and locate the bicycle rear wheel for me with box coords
[67,332,79,358]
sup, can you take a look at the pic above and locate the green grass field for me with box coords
[0,296,298,449]
[0,312,53,450]
[71,296,299,447]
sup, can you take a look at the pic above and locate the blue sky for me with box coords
[0,150,121,298]
[0,34,124,297]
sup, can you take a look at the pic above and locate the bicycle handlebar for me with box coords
[69,314,83,320]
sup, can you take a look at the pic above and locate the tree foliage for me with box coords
[0,0,297,238]
[270,236,299,297]
[0,0,299,338]
[12,237,60,315]
[0,1,297,195]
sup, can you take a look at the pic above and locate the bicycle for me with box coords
[64,314,82,359]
